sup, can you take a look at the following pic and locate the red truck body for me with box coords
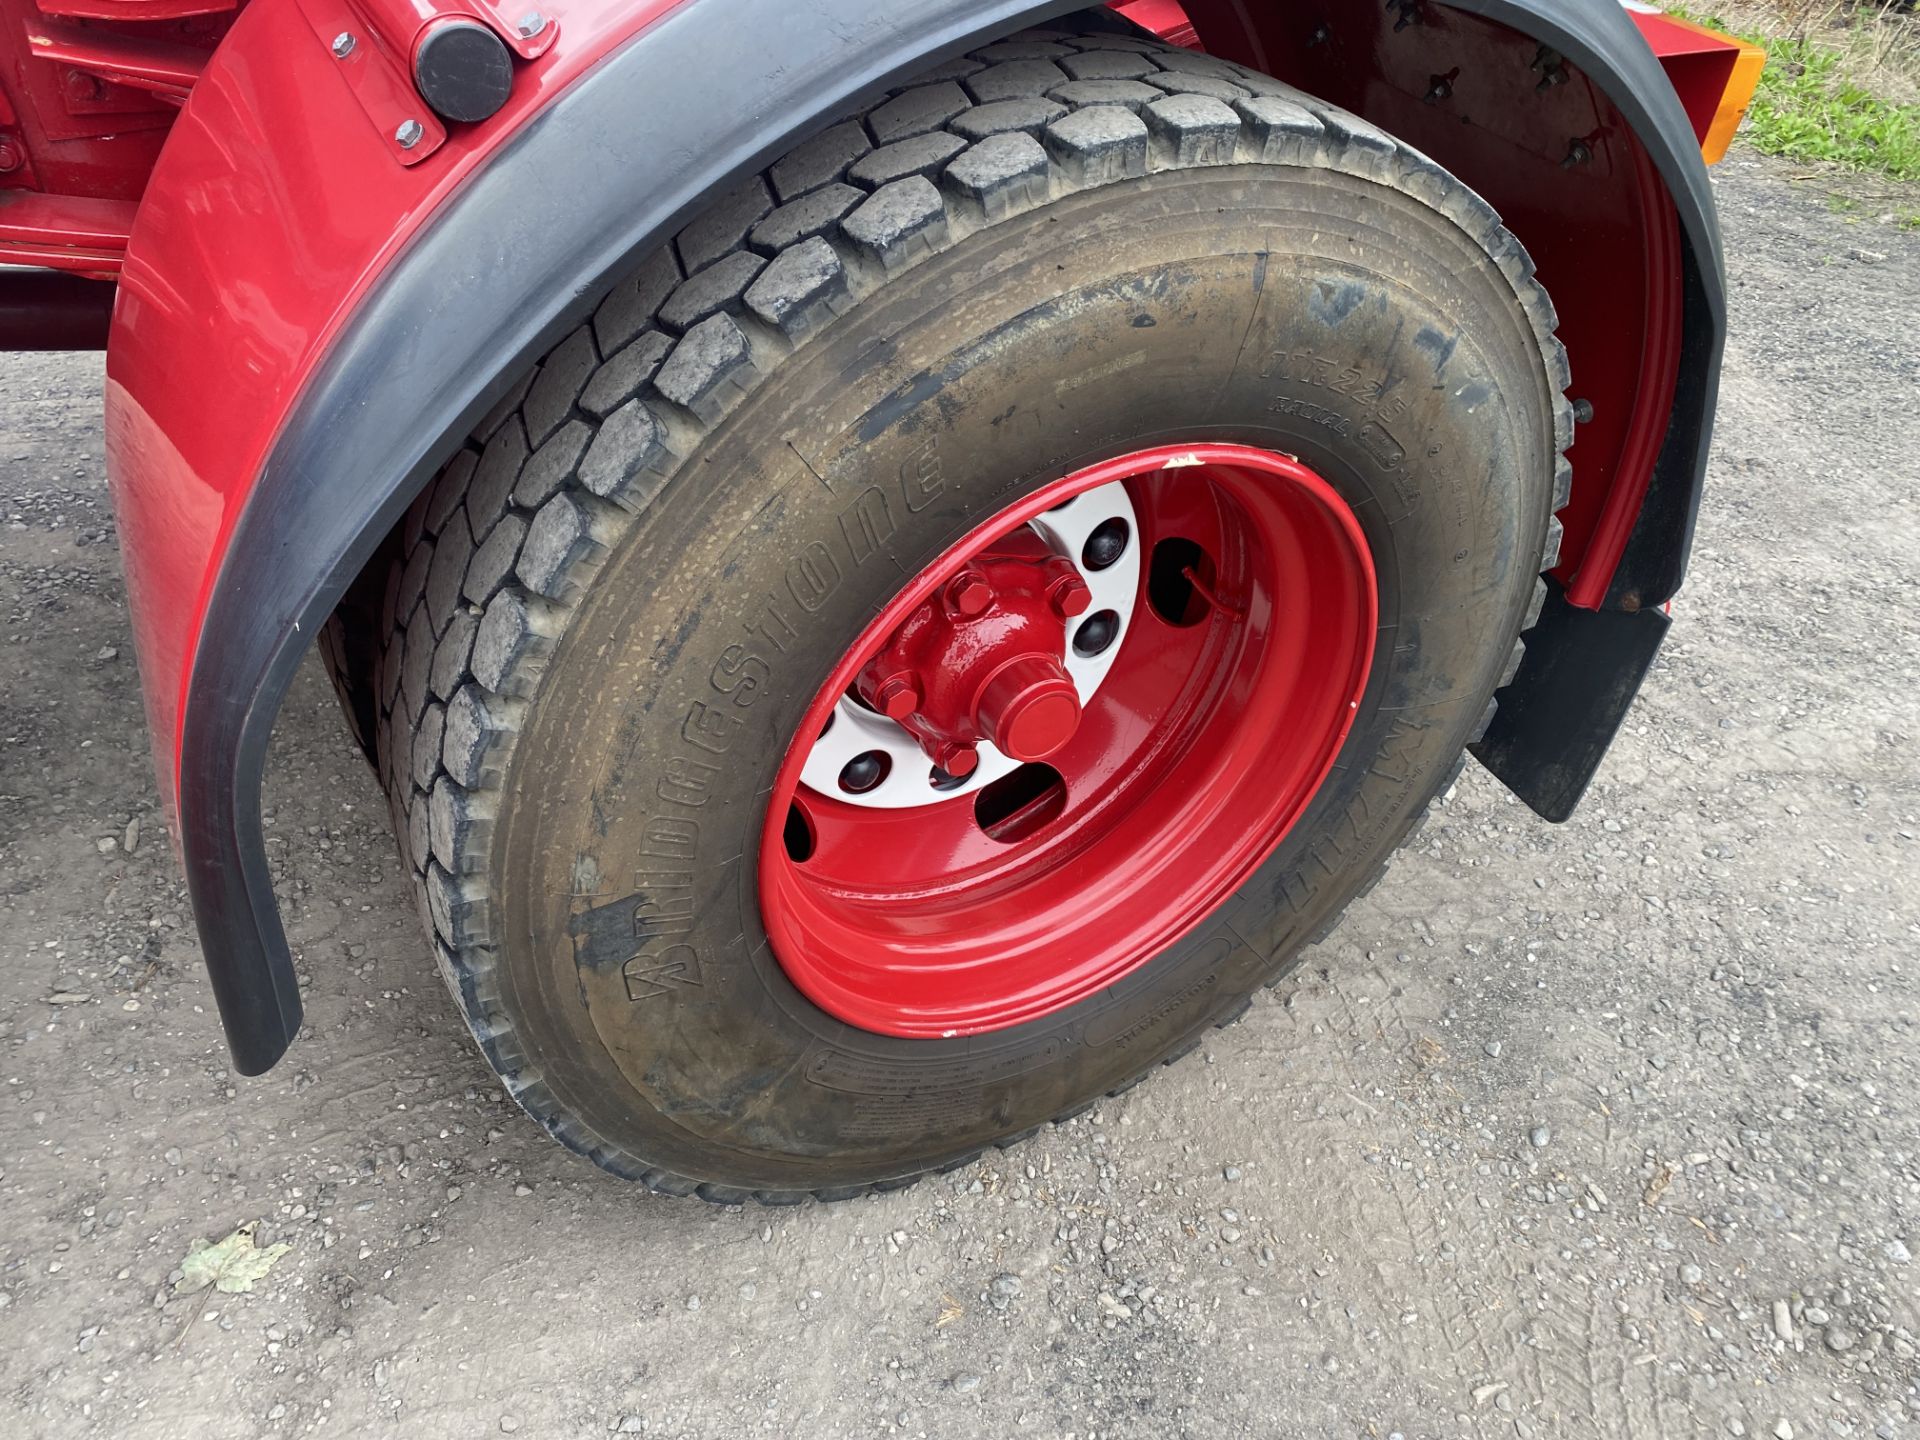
[0,0,1762,1075]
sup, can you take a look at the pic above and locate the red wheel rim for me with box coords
[758,443,1378,1037]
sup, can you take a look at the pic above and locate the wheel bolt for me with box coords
[1049,572,1092,618]
[873,675,919,721]
[946,570,993,617]
[934,741,979,778]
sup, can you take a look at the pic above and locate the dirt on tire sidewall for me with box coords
[486,163,1557,1194]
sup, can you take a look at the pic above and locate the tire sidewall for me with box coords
[493,166,1551,1189]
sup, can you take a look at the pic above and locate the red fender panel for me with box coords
[107,0,683,799]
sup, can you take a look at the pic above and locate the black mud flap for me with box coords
[1471,582,1670,823]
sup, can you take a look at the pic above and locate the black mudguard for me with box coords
[1449,1,1726,819]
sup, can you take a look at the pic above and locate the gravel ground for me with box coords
[1,150,1917,1440]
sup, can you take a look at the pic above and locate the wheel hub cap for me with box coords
[855,528,1093,777]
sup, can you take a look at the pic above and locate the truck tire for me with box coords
[367,15,1571,1201]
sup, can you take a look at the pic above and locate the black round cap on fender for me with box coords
[414,21,514,125]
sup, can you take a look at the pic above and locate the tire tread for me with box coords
[363,14,1575,1204]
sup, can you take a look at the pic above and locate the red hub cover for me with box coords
[855,528,1093,778]
[758,444,1378,1038]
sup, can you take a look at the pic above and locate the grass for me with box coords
[1674,3,1920,182]
[1741,30,1920,177]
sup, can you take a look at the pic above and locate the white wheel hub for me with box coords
[798,480,1140,810]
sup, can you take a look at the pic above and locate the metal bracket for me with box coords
[25,20,207,106]
[292,0,448,167]
[350,0,558,68]
[292,0,555,166]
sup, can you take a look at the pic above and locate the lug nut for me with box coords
[946,570,992,617]
[839,751,890,794]
[1073,610,1120,659]
[1082,517,1130,572]
[873,675,919,721]
[934,741,979,778]
[1049,572,1092,618]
